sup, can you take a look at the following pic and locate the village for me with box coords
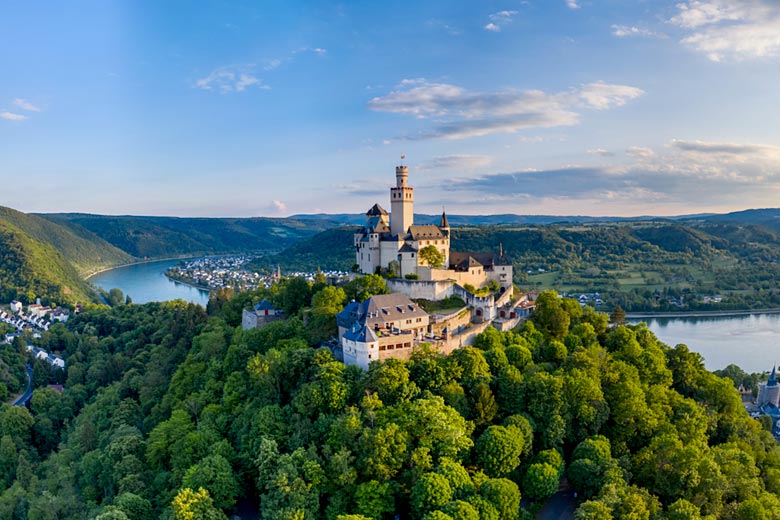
[166,255,349,292]
[1,299,69,371]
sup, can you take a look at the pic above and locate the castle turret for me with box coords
[390,165,414,236]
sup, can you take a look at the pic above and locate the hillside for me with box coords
[0,219,98,305]
[0,206,133,275]
[2,290,779,518]
[42,213,339,258]
[248,226,359,272]
[257,220,780,311]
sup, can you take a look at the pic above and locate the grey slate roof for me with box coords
[337,293,428,331]
[343,324,379,343]
[254,299,277,311]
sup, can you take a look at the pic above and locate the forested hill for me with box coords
[41,213,339,258]
[1,288,779,518]
[0,206,132,275]
[253,220,780,311]
[0,218,98,305]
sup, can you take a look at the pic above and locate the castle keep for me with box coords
[354,164,513,297]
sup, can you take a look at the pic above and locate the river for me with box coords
[88,259,210,307]
[629,313,780,373]
[88,260,779,373]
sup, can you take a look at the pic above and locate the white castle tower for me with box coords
[390,165,413,236]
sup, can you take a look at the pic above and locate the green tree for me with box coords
[475,426,524,478]
[609,306,626,326]
[419,246,445,269]
[522,463,559,500]
[478,478,520,520]
[182,454,239,511]
[171,487,227,520]
[411,473,453,518]
[574,501,613,519]
[354,480,395,519]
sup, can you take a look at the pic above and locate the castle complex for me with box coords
[354,164,513,296]
[335,163,534,369]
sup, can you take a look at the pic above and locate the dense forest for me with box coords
[1,281,779,519]
[0,219,98,305]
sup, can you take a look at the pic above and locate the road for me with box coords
[11,364,33,406]
[536,478,577,520]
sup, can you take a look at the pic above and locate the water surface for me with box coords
[633,313,780,373]
[89,259,210,306]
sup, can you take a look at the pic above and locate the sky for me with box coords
[2,0,780,218]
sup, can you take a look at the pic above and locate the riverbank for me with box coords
[83,255,203,280]
[164,273,214,293]
[626,308,780,319]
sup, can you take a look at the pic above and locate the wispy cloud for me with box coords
[670,0,780,61]
[626,146,655,158]
[612,25,666,38]
[195,65,268,93]
[566,0,581,10]
[13,98,41,112]
[484,10,519,32]
[427,19,461,36]
[588,148,614,156]
[420,154,493,170]
[264,47,327,71]
[0,111,27,121]
[440,138,780,210]
[368,79,643,140]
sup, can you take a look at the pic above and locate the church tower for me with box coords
[390,165,414,236]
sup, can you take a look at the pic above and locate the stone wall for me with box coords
[386,278,455,301]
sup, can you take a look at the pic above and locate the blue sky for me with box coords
[2,0,780,217]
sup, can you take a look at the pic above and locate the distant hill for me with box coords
[248,226,359,272]
[0,218,97,305]
[291,211,720,226]
[40,213,339,259]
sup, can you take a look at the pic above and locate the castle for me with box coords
[336,163,533,370]
[354,164,513,299]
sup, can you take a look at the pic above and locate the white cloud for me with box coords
[575,82,644,110]
[566,0,581,10]
[195,66,268,93]
[272,200,287,213]
[626,146,655,158]
[485,10,518,32]
[612,25,666,38]
[670,0,780,61]
[0,112,27,121]
[588,148,614,156]
[368,79,643,139]
[13,98,40,112]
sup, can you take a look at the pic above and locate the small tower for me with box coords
[758,366,780,407]
[390,163,414,236]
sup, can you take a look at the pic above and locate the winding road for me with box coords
[11,364,33,407]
